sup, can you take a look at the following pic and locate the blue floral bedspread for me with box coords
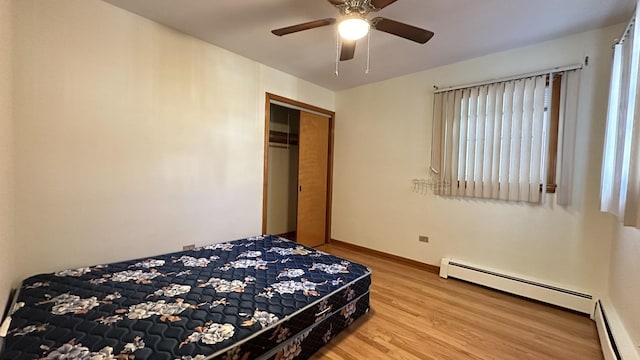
[1,235,371,360]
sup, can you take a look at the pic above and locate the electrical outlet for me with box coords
[183,244,195,250]
[418,235,429,243]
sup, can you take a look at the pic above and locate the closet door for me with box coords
[297,111,329,247]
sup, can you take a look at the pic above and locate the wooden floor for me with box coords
[311,243,603,360]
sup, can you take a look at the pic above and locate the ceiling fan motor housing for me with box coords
[335,0,379,17]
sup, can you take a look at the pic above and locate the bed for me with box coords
[0,235,371,359]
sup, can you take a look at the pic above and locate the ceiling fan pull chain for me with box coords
[366,30,371,74]
[335,31,340,76]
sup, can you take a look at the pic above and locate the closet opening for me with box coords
[262,93,335,247]
[266,104,300,241]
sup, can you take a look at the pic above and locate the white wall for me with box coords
[0,0,14,314]
[609,224,640,352]
[332,24,624,297]
[12,0,334,282]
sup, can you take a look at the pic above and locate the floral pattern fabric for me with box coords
[2,235,371,360]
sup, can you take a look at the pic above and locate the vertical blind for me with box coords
[601,14,640,227]
[432,70,580,204]
[557,71,581,206]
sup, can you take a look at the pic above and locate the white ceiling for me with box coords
[103,0,635,91]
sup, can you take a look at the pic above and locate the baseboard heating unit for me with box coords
[594,299,640,360]
[595,300,621,360]
[439,258,593,314]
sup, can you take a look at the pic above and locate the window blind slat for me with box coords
[529,76,547,203]
[499,81,515,200]
[431,92,444,178]
[519,78,536,201]
[509,80,525,201]
[475,86,488,198]
[557,71,580,206]
[491,83,505,198]
[466,87,478,197]
[444,91,457,195]
[540,76,553,204]
[483,85,497,198]
[458,90,470,196]
[450,90,463,196]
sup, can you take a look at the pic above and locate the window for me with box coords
[431,69,580,204]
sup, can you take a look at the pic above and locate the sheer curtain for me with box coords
[601,15,640,227]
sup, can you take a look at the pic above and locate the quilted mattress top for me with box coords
[0,235,371,360]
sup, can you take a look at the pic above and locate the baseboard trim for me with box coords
[440,258,593,314]
[595,300,620,360]
[329,239,440,274]
[595,299,640,360]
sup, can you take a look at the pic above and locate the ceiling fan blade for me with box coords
[327,0,345,5]
[340,40,356,61]
[271,18,336,36]
[371,0,398,9]
[371,17,434,44]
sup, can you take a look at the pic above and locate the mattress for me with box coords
[0,235,371,360]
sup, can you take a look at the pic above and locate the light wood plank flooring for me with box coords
[312,243,603,360]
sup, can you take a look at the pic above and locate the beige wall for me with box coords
[0,0,14,314]
[12,0,334,281]
[609,225,640,351]
[332,24,624,297]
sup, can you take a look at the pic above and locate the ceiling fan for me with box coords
[271,0,434,62]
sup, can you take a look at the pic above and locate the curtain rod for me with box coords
[616,16,635,45]
[433,63,583,94]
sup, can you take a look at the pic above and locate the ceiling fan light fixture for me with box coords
[338,17,370,40]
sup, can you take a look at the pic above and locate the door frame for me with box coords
[262,93,335,244]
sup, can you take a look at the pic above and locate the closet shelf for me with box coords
[269,130,299,146]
